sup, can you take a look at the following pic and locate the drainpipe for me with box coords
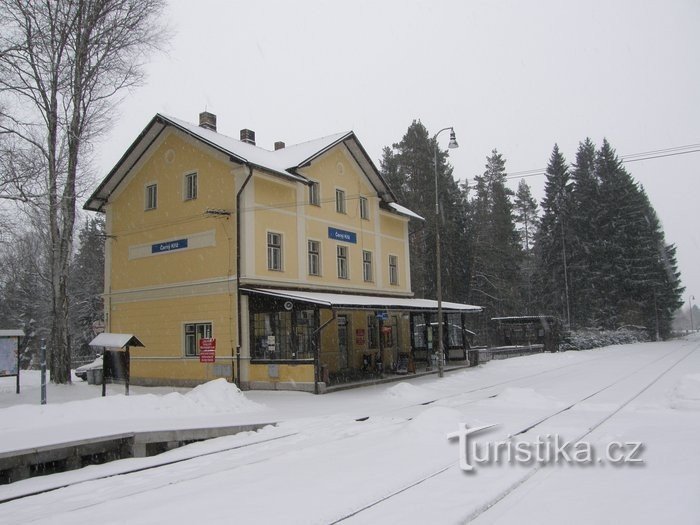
[235,164,254,388]
[312,310,337,394]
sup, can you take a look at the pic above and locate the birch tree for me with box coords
[0,0,167,382]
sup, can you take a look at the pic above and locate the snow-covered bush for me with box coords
[561,327,649,351]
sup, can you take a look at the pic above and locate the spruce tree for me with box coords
[533,144,572,325]
[380,121,470,302]
[469,150,522,316]
[514,180,539,313]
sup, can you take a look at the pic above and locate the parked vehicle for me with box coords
[74,355,103,381]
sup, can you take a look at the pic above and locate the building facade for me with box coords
[85,113,480,392]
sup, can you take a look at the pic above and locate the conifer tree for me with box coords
[380,121,470,302]
[533,144,573,325]
[469,150,522,316]
[514,180,539,312]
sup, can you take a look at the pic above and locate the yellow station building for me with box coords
[85,112,480,392]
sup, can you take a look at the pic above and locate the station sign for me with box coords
[328,227,357,244]
[151,238,188,254]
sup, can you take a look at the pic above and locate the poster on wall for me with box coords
[0,337,19,377]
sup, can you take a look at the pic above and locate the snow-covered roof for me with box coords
[388,202,425,220]
[0,330,24,337]
[243,288,481,312]
[89,333,145,350]
[84,114,419,219]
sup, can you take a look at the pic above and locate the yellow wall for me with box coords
[103,124,415,388]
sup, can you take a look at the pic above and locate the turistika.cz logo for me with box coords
[447,423,644,471]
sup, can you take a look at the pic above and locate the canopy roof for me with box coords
[89,333,145,350]
[0,330,24,337]
[243,288,481,313]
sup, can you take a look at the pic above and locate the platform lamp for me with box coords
[434,127,459,378]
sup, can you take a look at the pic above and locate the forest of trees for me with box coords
[381,121,684,339]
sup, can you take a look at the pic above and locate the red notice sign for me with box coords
[199,338,216,363]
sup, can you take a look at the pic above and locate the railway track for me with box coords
[1,342,693,524]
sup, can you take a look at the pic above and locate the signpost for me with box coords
[199,338,216,363]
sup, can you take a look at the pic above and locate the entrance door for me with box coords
[338,315,349,369]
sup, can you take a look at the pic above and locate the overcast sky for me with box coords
[93,0,700,312]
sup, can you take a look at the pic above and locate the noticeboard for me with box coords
[0,337,19,377]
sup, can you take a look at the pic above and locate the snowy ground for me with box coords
[0,336,699,524]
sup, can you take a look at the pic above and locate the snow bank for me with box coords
[670,374,700,410]
[382,381,434,402]
[185,378,263,412]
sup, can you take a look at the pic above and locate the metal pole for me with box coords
[435,141,444,378]
[690,295,695,332]
[561,218,571,331]
[40,339,47,405]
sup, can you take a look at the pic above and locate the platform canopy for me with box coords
[89,333,144,351]
[242,288,481,313]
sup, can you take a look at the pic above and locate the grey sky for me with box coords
[94,0,700,307]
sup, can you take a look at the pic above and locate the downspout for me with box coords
[235,164,254,387]
[312,310,337,394]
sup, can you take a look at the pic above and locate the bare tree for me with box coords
[0,0,167,382]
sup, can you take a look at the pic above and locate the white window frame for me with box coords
[308,239,321,276]
[184,171,198,201]
[389,254,399,285]
[267,231,283,271]
[309,180,320,206]
[184,321,212,357]
[359,196,369,220]
[362,250,373,282]
[337,245,348,279]
[145,183,157,210]
[335,188,346,214]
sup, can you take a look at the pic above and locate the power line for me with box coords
[466,143,700,187]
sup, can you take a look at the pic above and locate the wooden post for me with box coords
[125,346,130,396]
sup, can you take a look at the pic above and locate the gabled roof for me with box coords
[84,114,408,215]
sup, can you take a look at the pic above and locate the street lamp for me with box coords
[690,295,695,332]
[434,127,459,378]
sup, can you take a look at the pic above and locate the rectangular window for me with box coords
[412,314,427,349]
[337,245,348,279]
[368,315,379,349]
[184,322,212,357]
[362,250,373,282]
[308,240,320,276]
[251,310,316,360]
[185,172,197,200]
[447,313,464,347]
[145,184,157,210]
[309,181,320,206]
[267,232,282,271]
[389,255,399,285]
[359,196,369,220]
[335,189,346,214]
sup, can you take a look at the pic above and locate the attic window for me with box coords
[184,172,198,201]
[145,184,157,210]
[309,181,320,206]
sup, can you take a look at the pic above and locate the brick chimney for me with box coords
[240,128,256,146]
[198,111,217,132]
[274,141,285,151]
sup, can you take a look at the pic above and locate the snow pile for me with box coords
[185,378,264,413]
[561,328,649,351]
[487,387,564,410]
[383,381,434,402]
[670,374,700,410]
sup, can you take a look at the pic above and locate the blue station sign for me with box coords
[328,227,357,244]
[151,238,188,254]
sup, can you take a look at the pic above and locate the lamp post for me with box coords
[434,127,459,378]
[690,295,695,332]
